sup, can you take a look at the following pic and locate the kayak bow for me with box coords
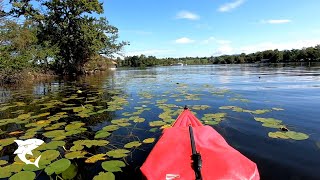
[141,108,260,180]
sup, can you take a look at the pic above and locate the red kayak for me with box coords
[141,108,259,180]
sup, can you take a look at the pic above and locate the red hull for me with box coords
[141,109,260,180]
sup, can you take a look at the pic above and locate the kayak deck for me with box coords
[141,109,259,180]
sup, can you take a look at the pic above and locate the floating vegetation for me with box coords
[9,171,35,180]
[85,154,107,163]
[149,120,166,127]
[219,106,271,114]
[124,141,142,148]
[201,113,227,125]
[143,138,155,144]
[65,151,87,159]
[229,98,250,103]
[268,131,309,140]
[93,172,115,180]
[106,149,130,158]
[191,105,210,110]
[45,158,71,175]
[101,160,126,172]
[254,117,284,129]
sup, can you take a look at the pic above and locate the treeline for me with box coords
[119,46,320,67]
[0,0,126,83]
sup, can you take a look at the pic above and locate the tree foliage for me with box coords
[119,46,320,67]
[9,0,127,75]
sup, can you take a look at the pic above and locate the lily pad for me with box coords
[93,172,115,180]
[0,160,8,166]
[94,131,111,139]
[43,130,65,138]
[65,122,85,131]
[268,131,309,140]
[41,150,60,162]
[124,141,142,148]
[149,121,166,127]
[106,149,130,158]
[44,141,66,150]
[65,151,87,159]
[101,160,126,172]
[45,158,71,175]
[102,125,119,132]
[73,140,109,148]
[70,144,84,151]
[9,171,35,180]
[85,154,107,163]
[143,138,155,144]
[133,117,145,123]
[62,164,77,180]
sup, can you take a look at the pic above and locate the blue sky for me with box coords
[103,0,320,58]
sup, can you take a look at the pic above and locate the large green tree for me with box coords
[9,0,127,75]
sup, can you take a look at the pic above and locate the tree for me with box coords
[9,0,127,75]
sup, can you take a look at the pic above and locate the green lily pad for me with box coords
[45,158,71,175]
[65,122,85,131]
[85,154,106,163]
[94,131,111,139]
[44,141,66,150]
[286,131,309,140]
[17,113,32,120]
[0,160,8,165]
[143,138,155,144]
[102,125,119,132]
[62,164,77,180]
[65,151,87,159]
[106,149,130,158]
[133,117,145,123]
[268,131,309,140]
[41,150,60,162]
[149,121,166,127]
[9,171,35,180]
[70,144,84,151]
[73,140,109,148]
[149,128,158,132]
[101,160,126,172]
[43,130,65,138]
[93,172,115,180]
[0,137,17,147]
[124,141,142,148]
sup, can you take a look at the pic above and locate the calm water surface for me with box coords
[0,64,320,180]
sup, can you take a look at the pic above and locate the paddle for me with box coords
[189,125,202,180]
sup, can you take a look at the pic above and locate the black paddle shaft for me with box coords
[189,126,203,180]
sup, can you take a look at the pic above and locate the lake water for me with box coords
[0,64,320,180]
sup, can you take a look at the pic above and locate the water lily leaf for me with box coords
[160,124,172,129]
[149,128,158,132]
[85,154,106,163]
[268,132,290,139]
[0,160,8,166]
[5,163,24,173]
[143,138,155,144]
[94,131,111,139]
[23,163,47,171]
[62,164,77,180]
[286,131,309,140]
[101,160,125,172]
[0,166,12,178]
[65,151,87,159]
[41,150,60,162]
[45,158,71,175]
[93,172,115,180]
[17,113,31,120]
[65,122,85,131]
[106,149,130,158]
[70,144,84,152]
[102,125,119,132]
[124,141,141,148]
[0,137,16,147]
[149,121,166,127]
[9,171,35,180]
[44,141,66,150]
[73,140,109,148]
[133,117,145,123]
[43,130,66,138]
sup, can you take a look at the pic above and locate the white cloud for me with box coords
[218,0,245,12]
[261,19,292,24]
[175,37,195,44]
[176,11,200,20]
